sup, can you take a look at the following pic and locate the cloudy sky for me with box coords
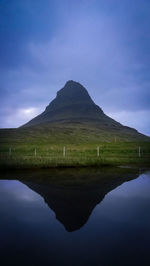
[0,0,150,135]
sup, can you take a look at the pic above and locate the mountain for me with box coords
[22,80,123,127]
[20,80,148,141]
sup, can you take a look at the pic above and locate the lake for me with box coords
[0,167,150,266]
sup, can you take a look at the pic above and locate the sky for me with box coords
[0,0,150,135]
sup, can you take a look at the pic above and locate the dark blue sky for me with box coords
[0,0,150,135]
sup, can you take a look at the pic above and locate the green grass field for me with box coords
[0,141,150,169]
[0,123,150,169]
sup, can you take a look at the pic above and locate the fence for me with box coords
[1,146,150,159]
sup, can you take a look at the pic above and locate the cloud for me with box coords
[0,107,43,128]
[107,110,150,136]
[29,14,132,85]
[28,10,150,113]
[0,0,150,134]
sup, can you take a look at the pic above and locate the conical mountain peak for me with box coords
[44,80,96,114]
[55,80,94,105]
[21,80,147,142]
[22,80,105,127]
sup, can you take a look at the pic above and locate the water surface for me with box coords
[0,168,150,266]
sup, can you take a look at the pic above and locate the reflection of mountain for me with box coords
[15,167,140,232]
[25,183,106,232]
[0,167,141,232]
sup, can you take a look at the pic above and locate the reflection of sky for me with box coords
[0,180,56,227]
[107,172,150,198]
[92,171,150,229]
[0,171,150,229]
[0,180,42,202]
[0,172,150,265]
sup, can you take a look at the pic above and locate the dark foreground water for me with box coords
[0,167,150,266]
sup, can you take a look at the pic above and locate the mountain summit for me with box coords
[22,80,119,127]
[49,80,94,107]
[44,80,98,115]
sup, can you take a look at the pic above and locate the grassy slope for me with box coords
[0,122,150,168]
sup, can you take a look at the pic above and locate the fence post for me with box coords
[35,148,37,157]
[9,147,11,156]
[139,146,141,158]
[63,147,66,157]
[97,146,100,157]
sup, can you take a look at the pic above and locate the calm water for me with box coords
[0,168,150,266]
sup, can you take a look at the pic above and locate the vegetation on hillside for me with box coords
[0,120,149,169]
